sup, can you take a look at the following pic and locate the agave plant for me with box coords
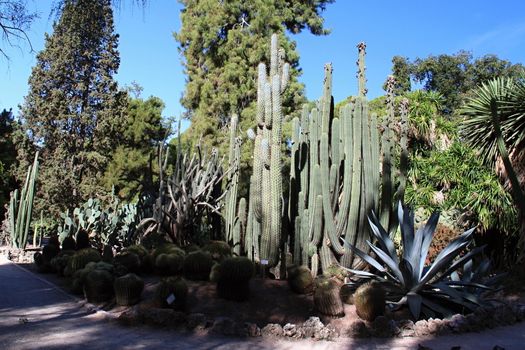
[343,202,493,320]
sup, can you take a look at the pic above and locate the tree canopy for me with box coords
[175,0,333,171]
[20,0,126,215]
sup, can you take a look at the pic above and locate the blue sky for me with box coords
[1,0,525,131]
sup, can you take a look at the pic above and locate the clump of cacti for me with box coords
[155,253,184,276]
[209,262,221,282]
[155,276,188,311]
[114,273,144,306]
[202,240,231,262]
[113,251,141,274]
[83,268,114,303]
[353,281,386,321]
[71,261,113,294]
[34,243,60,273]
[183,250,214,281]
[50,250,75,276]
[216,257,254,301]
[152,244,185,261]
[287,265,314,294]
[313,276,345,317]
[67,248,101,275]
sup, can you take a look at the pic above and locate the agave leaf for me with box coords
[421,295,456,318]
[419,228,475,287]
[407,292,422,319]
[435,243,484,283]
[417,211,440,279]
[398,202,415,260]
[432,281,466,302]
[399,258,415,289]
[342,239,386,273]
[366,241,404,284]
[368,212,398,264]
[464,259,473,280]
[451,271,460,281]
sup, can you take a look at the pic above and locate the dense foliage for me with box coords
[175,0,333,177]
[19,0,127,215]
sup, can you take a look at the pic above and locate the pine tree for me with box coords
[20,0,126,215]
[175,0,333,166]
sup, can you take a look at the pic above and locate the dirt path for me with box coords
[1,255,523,350]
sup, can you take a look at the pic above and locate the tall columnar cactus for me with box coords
[224,115,241,244]
[8,152,39,249]
[246,34,289,267]
[286,42,404,273]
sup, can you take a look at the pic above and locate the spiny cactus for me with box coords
[155,253,184,276]
[68,248,102,275]
[353,281,386,322]
[8,152,39,249]
[202,240,231,262]
[245,33,289,267]
[313,277,344,317]
[50,250,75,276]
[113,251,141,274]
[71,261,114,294]
[287,265,314,294]
[155,276,188,310]
[34,243,60,273]
[183,250,214,281]
[75,229,90,250]
[83,269,114,303]
[217,257,254,301]
[114,273,144,306]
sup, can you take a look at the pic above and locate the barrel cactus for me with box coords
[155,253,184,276]
[287,265,314,294]
[313,276,344,317]
[50,250,75,276]
[353,281,386,321]
[155,276,188,311]
[113,251,141,274]
[83,268,114,303]
[71,261,114,294]
[114,273,144,306]
[202,240,231,262]
[68,248,101,274]
[34,243,60,273]
[75,229,90,250]
[216,257,254,301]
[183,250,214,281]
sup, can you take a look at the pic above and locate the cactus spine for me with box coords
[8,152,39,249]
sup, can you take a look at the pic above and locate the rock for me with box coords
[347,320,370,338]
[211,317,236,336]
[117,307,142,326]
[261,323,284,337]
[447,314,469,333]
[186,313,208,330]
[242,322,261,337]
[283,323,302,338]
[414,320,429,337]
[514,304,525,321]
[371,316,397,338]
[141,308,186,327]
[301,317,325,338]
[427,318,450,336]
[493,305,517,326]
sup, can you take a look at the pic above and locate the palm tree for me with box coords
[460,77,525,258]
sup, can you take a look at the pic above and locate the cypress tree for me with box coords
[20,0,126,215]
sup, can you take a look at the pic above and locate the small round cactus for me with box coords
[183,250,214,281]
[155,276,188,311]
[202,240,231,262]
[287,265,314,294]
[113,251,141,274]
[353,281,385,321]
[313,276,344,317]
[155,253,184,276]
[68,248,101,274]
[83,269,114,303]
[114,273,144,306]
[216,257,254,301]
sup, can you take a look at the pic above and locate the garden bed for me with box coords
[3,246,525,341]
